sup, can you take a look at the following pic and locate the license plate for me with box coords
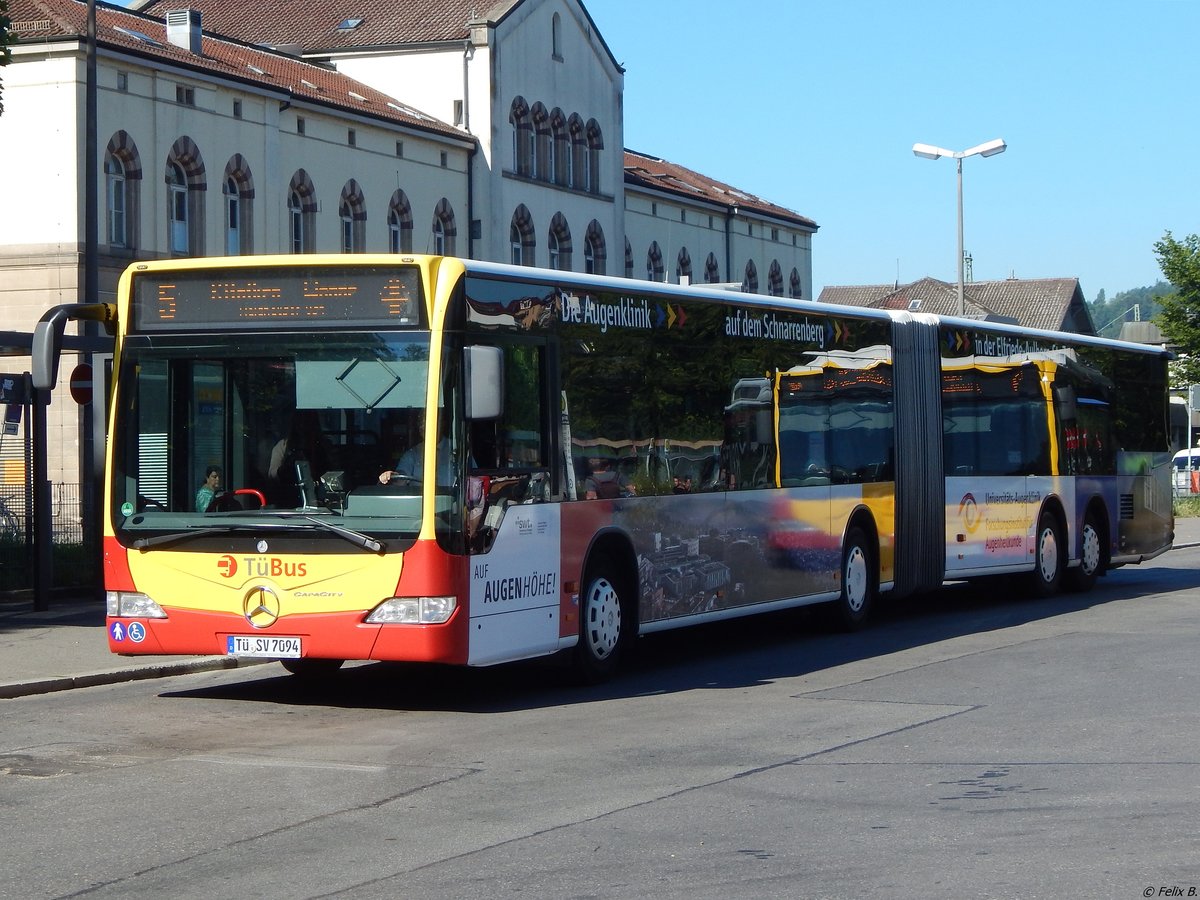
[226,635,302,658]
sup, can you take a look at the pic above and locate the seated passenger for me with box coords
[195,466,222,512]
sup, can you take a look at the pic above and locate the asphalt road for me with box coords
[2,549,1199,900]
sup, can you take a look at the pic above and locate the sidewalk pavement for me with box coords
[4,518,1199,701]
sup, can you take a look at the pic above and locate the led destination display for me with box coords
[131,266,424,331]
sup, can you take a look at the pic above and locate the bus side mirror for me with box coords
[1053,384,1077,422]
[32,302,117,390]
[465,345,503,420]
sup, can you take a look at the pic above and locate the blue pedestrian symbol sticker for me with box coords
[110,622,125,642]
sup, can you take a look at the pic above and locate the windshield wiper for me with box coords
[128,515,386,553]
[300,515,385,553]
[129,523,268,550]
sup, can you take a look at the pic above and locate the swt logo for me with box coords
[217,555,238,579]
[958,493,981,534]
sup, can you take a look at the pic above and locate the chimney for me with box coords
[166,9,202,54]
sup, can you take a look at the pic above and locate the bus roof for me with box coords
[460,257,1172,360]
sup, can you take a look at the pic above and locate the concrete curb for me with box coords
[0,655,270,700]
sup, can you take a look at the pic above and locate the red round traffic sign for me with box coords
[69,363,93,405]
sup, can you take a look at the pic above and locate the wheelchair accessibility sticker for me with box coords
[110,621,146,643]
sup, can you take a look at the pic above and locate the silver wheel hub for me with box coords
[1080,523,1101,574]
[583,577,621,659]
[1038,526,1059,581]
[844,546,868,613]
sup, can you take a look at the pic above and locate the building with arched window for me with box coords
[1,0,818,497]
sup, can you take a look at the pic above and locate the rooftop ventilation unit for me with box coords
[165,9,202,54]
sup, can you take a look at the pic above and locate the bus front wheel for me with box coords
[831,527,875,631]
[575,557,625,683]
[1030,510,1063,597]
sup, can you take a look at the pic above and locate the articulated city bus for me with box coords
[37,255,1173,681]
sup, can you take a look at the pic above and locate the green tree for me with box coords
[1090,281,1172,339]
[1154,231,1200,386]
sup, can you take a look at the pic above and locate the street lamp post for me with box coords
[912,138,1007,316]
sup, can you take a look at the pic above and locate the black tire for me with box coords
[574,556,627,683]
[830,526,875,631]
[1029,508,1064,597]
[281,658,344,679]
[1065,508,1104,593]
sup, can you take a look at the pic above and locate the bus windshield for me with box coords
[111,330,439,544]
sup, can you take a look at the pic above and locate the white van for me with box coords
[1173,449,1200,491]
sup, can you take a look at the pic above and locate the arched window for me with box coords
[288,190,305,254]
[551,109,569,185]
[510,97,533,177]
[104,132,142,250]
[222,154,254,255]
[339,180,366,252]
[676,247,693,284]
[224,176,241,255]
[432,198,457,255]
[548,212,572,270]
[105,156,128,247]
[704,253,721,284]
[532,102,551,181]
[768,260,784,297]
[387,190,413,253]
[510,204,535,266]
[287,169,317,253]
[584,220,606,275]
[167,162,189,254]
[165,136,205,255]
[789,268,803,299]
[551,11,562,59]
[646,242,664,282]
[742,259,759,293]
[568,114,585,189]
[585,119,603,193]
[105,156,126,247]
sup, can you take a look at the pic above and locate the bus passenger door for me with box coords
[771,376,835,595]
[465,339,562,665]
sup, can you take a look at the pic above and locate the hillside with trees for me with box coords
[1088,281,1174,339]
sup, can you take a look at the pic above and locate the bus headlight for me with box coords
[106,591,167,619]
[366,596,457,625]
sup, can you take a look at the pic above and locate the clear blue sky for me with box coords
[585,0,1200,301]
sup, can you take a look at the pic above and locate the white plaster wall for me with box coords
[335,49,465,135]
[0,52,81,247]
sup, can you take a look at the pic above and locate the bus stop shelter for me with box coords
[0,329,113,610]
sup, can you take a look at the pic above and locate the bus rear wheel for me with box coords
[830,526,875,631]
[1065,510,1104,593]
[574,557,625,683]
[1030,509,1063,597]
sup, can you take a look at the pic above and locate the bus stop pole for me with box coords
[31,385,53,611]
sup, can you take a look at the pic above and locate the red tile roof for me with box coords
[9,0,469,140]
[818,276,1096,334]
[132,0,497,51]
[624,150,817,231]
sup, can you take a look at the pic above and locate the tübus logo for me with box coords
[217,556,308,579]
